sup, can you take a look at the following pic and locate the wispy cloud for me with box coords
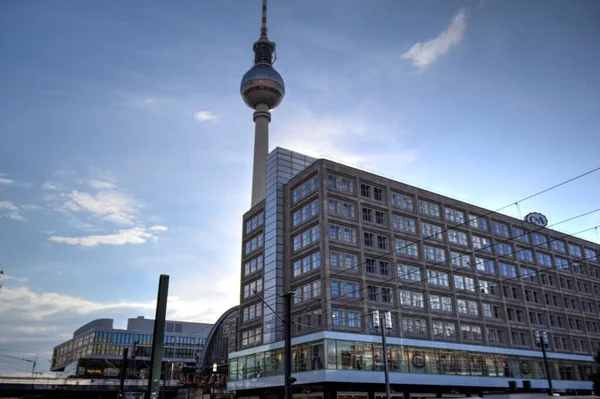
[2,274,29,283]
[194,111,219,122]
[0,177,14,185]
[401,10,466,69]
[0,201,25,221]
[49,226,167,247]
[87,179,116,190]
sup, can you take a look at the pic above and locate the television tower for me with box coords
[241,0,285,207]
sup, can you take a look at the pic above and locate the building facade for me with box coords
[51,316,212,380]
[230,153,599,397]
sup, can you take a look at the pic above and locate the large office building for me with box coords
[226,1,599,398]
[51,316,212,379]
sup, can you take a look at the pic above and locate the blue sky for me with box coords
[1,0,599,375]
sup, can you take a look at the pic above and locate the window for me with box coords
[472,235,491,252]
[499,263,517,277]
[536,252,553,267]
[399,290,424,308]
[479,280,498,295]
[397,263,421,281]
[328,199,355,218]
[368,286,393,303]
[396,239,419,257]
[421,222,443,241]
[330,251,358,270]
[331,280,360,298]
[555,256,569,270]
[475,257,495,274]
[379,260,390,276]
[529,311,545,325]
[242,303,262,322]
[448,230,468,246]
[492,221,509,237]
[445,208,465,224]
[366,258,390,276]
[540,273,556,287]
[524,289,541,304]
[425,245,446,262]
[532,233,548,248]
[554,336,571,351]
[391,192,413,210]
[512,227,530,243]
[360,183,372,198]
[245,212,264,234]
[419,200,440,218]
[520,267,537,282]
[327,174,354,194]
[245,234,264,255]
[584,248,598,262]
[332,309,361,328]
[494,242,513,257]
[392,214,416,233]
[550,315,566,328]
[364,232,389,250]
[577,281,592,294]
[457,299,479,316]
[511,331,530,347]
[293,226,320,251]
[243,279,263,298]
[293,252,321,277]
[545,293,560,307]
[348,311,361,328]
[469,215,488,231]
[292,200,319,227]
[362,208,373,223]
[482,303,502,319]
[430,294,452,312]
[451,251,471,268]
[329,224,356,244]
[293,281,321,304]
[293,176,319,203]
[454,275,475,291]
[241,327,262,347]
[427,270,449,287]
[487,328,507,344]
[461,324,482,341]
[432,321,456,338]
[402,317,427,335]
[568,243,582,258]
[503,285,520,300]
[559,277,574,291]
[244,255,263,276]
[569,318,584,331]
[374,187,384,202]
[375,210,387,225]
[549,241,566,255]
[516,247,534,263]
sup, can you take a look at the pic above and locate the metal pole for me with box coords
[119,347,129,399]
[283,291,294,399]
[380,315,391,399]
[540,339,553,395]
[147,274,170,399]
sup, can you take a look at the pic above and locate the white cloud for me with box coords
[20,204,42,211]
[0,201,25,221]
[49,226,167,247]
[62,190,138,226]
[2,274,29,283]
[0,177,14,185]
[42,181,66,191]
[148,225,168,232]
[194,111,219,122]
[401,10,466,69]
[87,179,116,190]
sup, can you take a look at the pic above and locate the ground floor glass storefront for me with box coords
[229,339,594,382]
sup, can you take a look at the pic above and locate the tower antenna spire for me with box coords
[241,0,285,207]
[260,0,268,39]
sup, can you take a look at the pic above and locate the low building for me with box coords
[51,316,212,380]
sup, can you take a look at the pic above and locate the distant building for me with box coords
[51,316,212,380]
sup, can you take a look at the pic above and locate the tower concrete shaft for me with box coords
[251,103,271,207]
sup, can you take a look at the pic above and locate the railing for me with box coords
[0,377,183,387]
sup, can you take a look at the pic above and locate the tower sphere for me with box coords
[240,64,285,110]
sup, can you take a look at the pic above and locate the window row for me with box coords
[245,211,263,234]
[292,200,319,227]
[292,176,318,203]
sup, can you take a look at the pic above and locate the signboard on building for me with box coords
[524,212,548,227]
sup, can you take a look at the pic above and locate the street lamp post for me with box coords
[211,363,218,399]
[373,310,392,399]
[535,330,553,396]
